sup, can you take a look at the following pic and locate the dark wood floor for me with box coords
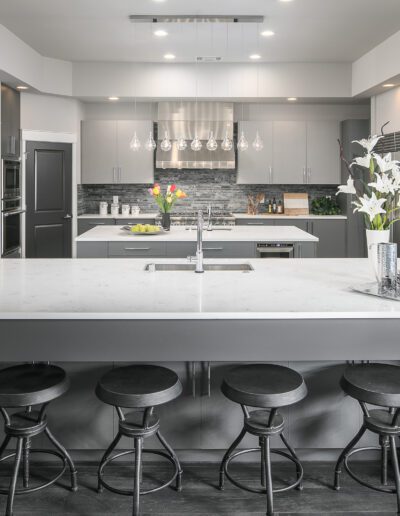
[0,461,398,515]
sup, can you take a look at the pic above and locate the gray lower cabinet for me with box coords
[108,241,166,258]
[202,242,255,259]
[166,242,196,258]
[308,220,346,258]
[78,218,115,235]
[77,242,108,258]
[234,219,274,226]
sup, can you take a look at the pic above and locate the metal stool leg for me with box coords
[97,432,123,493]
[6,438,23,516]
[280,433,303,491]
[260,437,266,487]
[156,431,183,491]
[380,435,389,486]
[22,438,30,489]
[263,436,274,516]
[219,428,247,490]
[133,437,143,516]
[0,435,11,461]
[45,427,78,492]
[334,425,366,490]
[390,436,400,515]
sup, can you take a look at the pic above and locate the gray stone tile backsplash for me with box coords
[78,170,338,215]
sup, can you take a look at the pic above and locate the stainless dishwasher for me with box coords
[256,243,294,258]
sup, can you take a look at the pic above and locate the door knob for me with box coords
[64,214,72,219]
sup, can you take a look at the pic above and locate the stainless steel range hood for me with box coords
[156,102,235,170]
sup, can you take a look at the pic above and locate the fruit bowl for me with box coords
[122,224,164,236]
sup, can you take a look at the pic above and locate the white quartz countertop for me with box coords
[78,213,158,219]
[232,213,347,220]
[75,225,319,243]
[0,258,399,320]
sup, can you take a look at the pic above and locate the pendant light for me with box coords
[145,131,156,151]
[221,130,233,151]
[176,98,187,150]
[160,131,172,152]
[206,131,218,151]
[191,20,202,152]
[252,25,264,152]
[237,130,249,152]
[130,131,141,152]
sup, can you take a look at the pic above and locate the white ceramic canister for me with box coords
[131,205,140,216]
[121,204,130,216]
[111,202,119,216]
[99,201,108,216]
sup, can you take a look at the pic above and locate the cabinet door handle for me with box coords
[303,167,307,184]
[207,361,211,397]
[203,247,224,251]
[112,167,116,183]
[124,247,151,251]
[191,361,196,398]
[118,167,122,183]
[308,168,311,183]
[270,166,273,183]
[90,222,105,225]
[247,222,263,225]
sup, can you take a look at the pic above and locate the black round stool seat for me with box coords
[222,364,307,408]
[96,364,182,408]
[341,363,400,407]
[0,364,69,408]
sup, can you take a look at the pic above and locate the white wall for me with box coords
[371,86,400,135]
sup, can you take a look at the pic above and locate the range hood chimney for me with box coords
[156,102,235,170]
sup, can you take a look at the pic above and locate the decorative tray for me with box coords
[352,282,400,301]
[121,225,164,236]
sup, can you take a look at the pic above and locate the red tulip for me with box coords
[170,184,177,193]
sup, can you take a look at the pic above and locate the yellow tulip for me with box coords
[153,187,160,196]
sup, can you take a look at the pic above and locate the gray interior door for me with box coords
[26,141,72,258]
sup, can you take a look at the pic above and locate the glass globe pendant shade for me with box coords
[160,131,172,152]
[221,131,233,151]
[129,131,141,152]
[206,131,218,151]
[237,131,249,152]
[144,131,157,151]
[176,136,187,151]
[252,131,264,152]
[191,134,202,152]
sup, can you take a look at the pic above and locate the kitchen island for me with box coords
[76,224,318,259]
[0,257,398,458]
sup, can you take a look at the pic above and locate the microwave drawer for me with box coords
[108,241,166,257]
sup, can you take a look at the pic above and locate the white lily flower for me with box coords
[368,172,396,195]
[352,135,383,153]
[373,152,400,174]
[392,165,400,190]
[351,154,373,169]
[352,192,386,223]
[336,176,356,195]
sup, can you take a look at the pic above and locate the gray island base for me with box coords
[0,257,397,461]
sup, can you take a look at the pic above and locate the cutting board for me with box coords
[283,193,309,215]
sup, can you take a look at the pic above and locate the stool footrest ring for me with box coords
[99,449,179,496]
[344,446,397,494]
[0,449,67,495]
[224,447,303,495]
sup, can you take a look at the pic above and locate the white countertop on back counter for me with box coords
[232,213,347,220]
[75,225,319,243]
[0,258,398,320]
[78,213,158,219]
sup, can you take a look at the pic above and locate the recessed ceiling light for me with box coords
[108,96,119,101]
[249,54,261,60]
[261,30,275,37]
[287,97,298,101]
[280,0,294,2]
[16,85,28,90]
[154,29,168,37]
[164,53,176,60]
[383,83,395,88]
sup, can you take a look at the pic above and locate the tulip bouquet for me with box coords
[337,135,400,230]
[148,183,187,213]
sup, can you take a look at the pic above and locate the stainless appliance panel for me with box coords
[256,243,294,259]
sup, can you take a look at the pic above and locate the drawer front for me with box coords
[202,242,255,258]
[108,241,166,257]
[235,219,274,226]
[78,218,115,235]
[166,242,197,258]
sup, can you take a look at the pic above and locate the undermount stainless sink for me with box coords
[185,226,233,231]
[145,263,254,272]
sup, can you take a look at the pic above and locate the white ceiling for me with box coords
[0,0,400,63]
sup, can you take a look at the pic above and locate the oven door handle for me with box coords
[257,246,294,254]
[3,209,26,217]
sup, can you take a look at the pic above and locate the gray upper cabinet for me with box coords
[236,121,273,184]
[306,121,340,184]
[81,120,154,184]
[272,121,307,184]
[117,120,154,184]
[81,120,117,184]
[1,84,20,159]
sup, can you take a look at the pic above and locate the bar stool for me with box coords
[96,364,183,516]
[334,363,400,514]
[219,364,307,516]
[0,363,78,516]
